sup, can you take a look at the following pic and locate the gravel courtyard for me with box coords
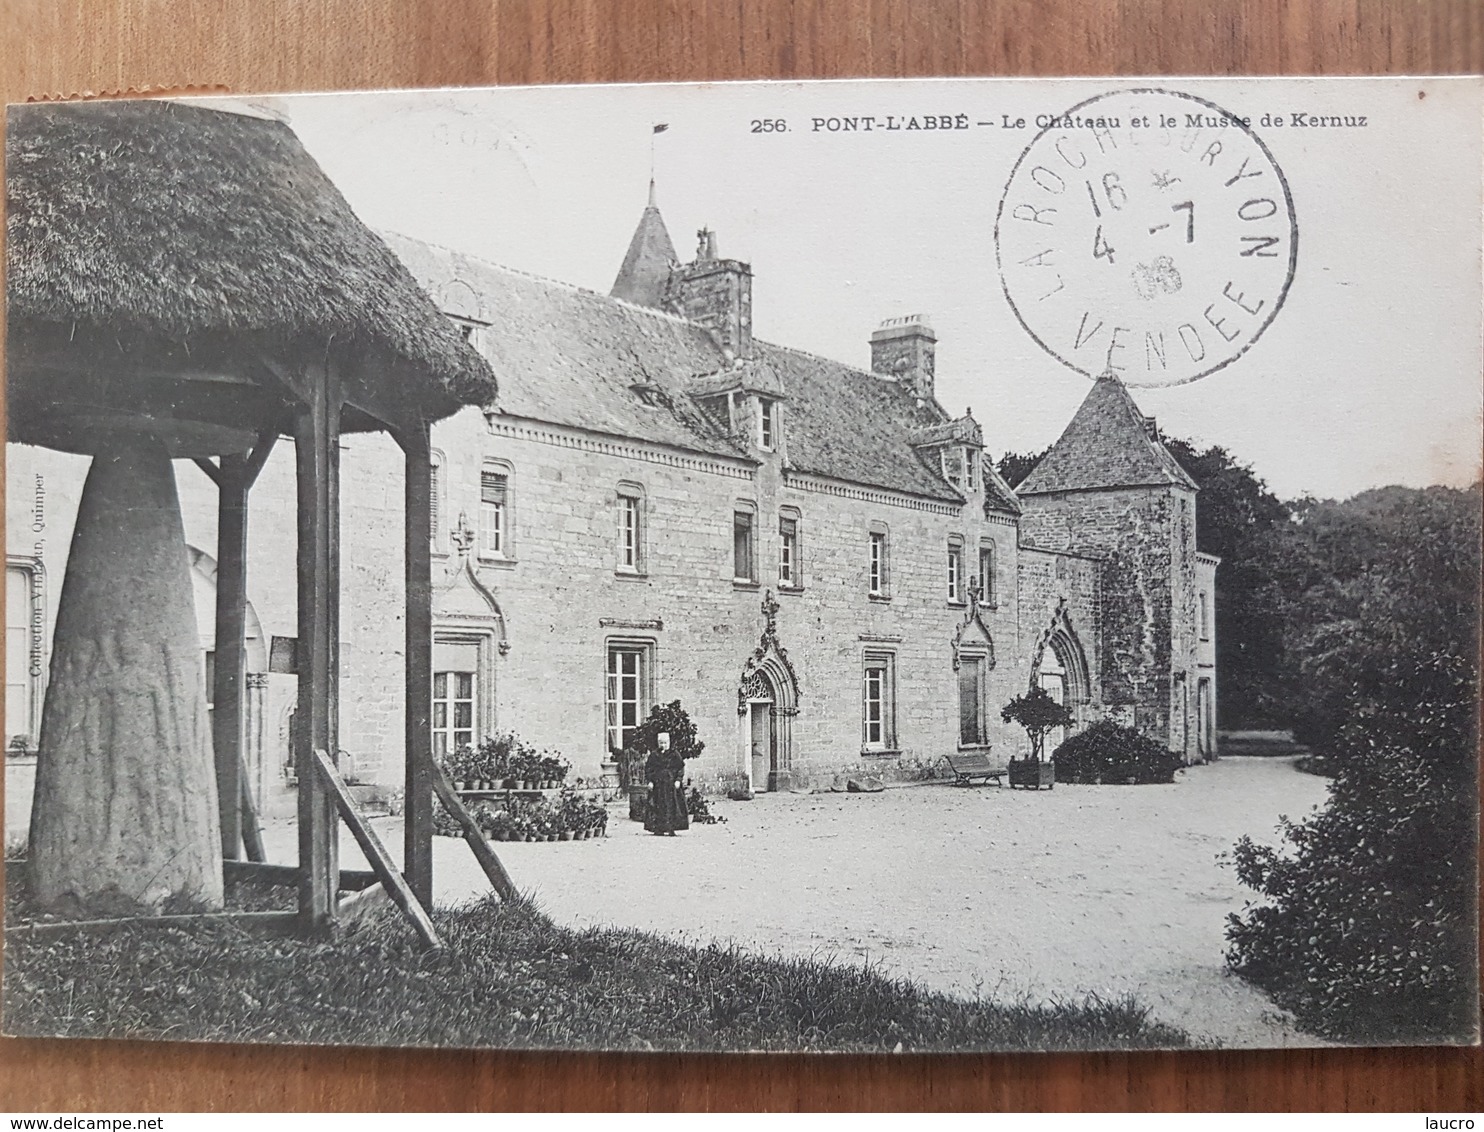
[6,753,1331,1048]
[418,754,1331,1048]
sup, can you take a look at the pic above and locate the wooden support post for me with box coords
[429,759,518,902]
[401,424,435,909]
[238,749,266,863]
[213,454,249,860]
[311,748,440,950]
[293,366,341,934]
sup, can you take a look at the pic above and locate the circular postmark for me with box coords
[995,88,1297,388]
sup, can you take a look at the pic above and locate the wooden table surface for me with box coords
[2,0,1481,1112]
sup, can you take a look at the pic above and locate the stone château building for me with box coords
[6,186,1218,811]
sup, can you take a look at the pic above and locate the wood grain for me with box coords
[2,0,1481,1112]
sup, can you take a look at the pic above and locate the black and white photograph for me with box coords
[3,77,1479,1053]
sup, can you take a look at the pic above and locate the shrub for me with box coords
[630,701,704,761]
[1001,686,1074,762]
[1051,720,1185,784]
[1223,487,1480,1044]
[1226,744,1477,1042]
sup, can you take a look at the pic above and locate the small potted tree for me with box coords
[1001,685,1073,790]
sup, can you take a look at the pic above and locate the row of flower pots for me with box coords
[487,827,605,842]
[455,779,563,791]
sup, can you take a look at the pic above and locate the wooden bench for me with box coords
[944,751,1006,786]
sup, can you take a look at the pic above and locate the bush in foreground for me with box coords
[1225,671,1478,1044]
[4,889,1188,1052]
[1051,720,1184,784]
[1224,486,1480,1045]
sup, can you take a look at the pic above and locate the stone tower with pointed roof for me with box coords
[610,180,678,308]
[1018,373,1218,760]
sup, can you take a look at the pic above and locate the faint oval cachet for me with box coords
[995,88,1297,388]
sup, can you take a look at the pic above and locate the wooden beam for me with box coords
[242,426,281,487]
[192,457,220,486]
[429,758,518,903]
[223,859,379,892]
[213,453,249,860]
[293,363,341,934]
[400,424,435,908]
[310,748,440,950]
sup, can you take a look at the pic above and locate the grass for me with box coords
[2,874,1190,1052]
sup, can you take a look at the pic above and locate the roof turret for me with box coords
[609,181,678,308]
[1017,372,1198,494]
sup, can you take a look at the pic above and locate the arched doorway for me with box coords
[737,591,800,792]
[743,669,778,792]
[1030,599,1092,750]
[1035,647,1069,750]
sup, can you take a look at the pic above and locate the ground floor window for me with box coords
[606,641,654,754]
[958,653,988,746]
[432,634,493,758]
[433,670,476,757]
[1197,677,1214,757]
[862,650,896,750]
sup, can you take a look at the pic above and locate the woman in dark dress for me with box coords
[643,734,690,835]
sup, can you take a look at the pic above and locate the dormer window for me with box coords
[942,447,968,490]
[446,313,487,344]
[965,449,978,491]
[630,382,666,409]
[758,398,776,450]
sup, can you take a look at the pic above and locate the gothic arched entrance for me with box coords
[1030,598,1092,750]
[738,591,799,792]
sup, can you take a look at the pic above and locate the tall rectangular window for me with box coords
[779,514,799,587]
[758,398,776,450]
[947,540,965,603]
[862,651,896,750]
[1199,591,1210,640]
[606,644,651,753]
[965,449,978,491]
[480,467,508,556]
[958,655,985,746]
[978,541,996,605]
[617,489,642,573]
[869,530,888,596]
[733,508,756,581]
[432,670,476,758]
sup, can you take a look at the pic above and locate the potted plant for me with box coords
[486,809,516,842]
[1001,685,1073,790]
[441,745,470,791]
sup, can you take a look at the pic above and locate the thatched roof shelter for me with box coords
[6,98,496,451]
[6,96,504,932]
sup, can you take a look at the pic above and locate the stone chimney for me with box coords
[666,227,753,359]
[870,314,936,401]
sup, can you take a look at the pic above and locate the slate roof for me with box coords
[980,459,1024,516]
[1016,372,1198,494]
[382,231,971,503]
[609,183,677,308]
[383,232,747,460]
[750,342,963,501]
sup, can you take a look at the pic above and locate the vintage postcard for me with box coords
[4,77,1480,1052]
